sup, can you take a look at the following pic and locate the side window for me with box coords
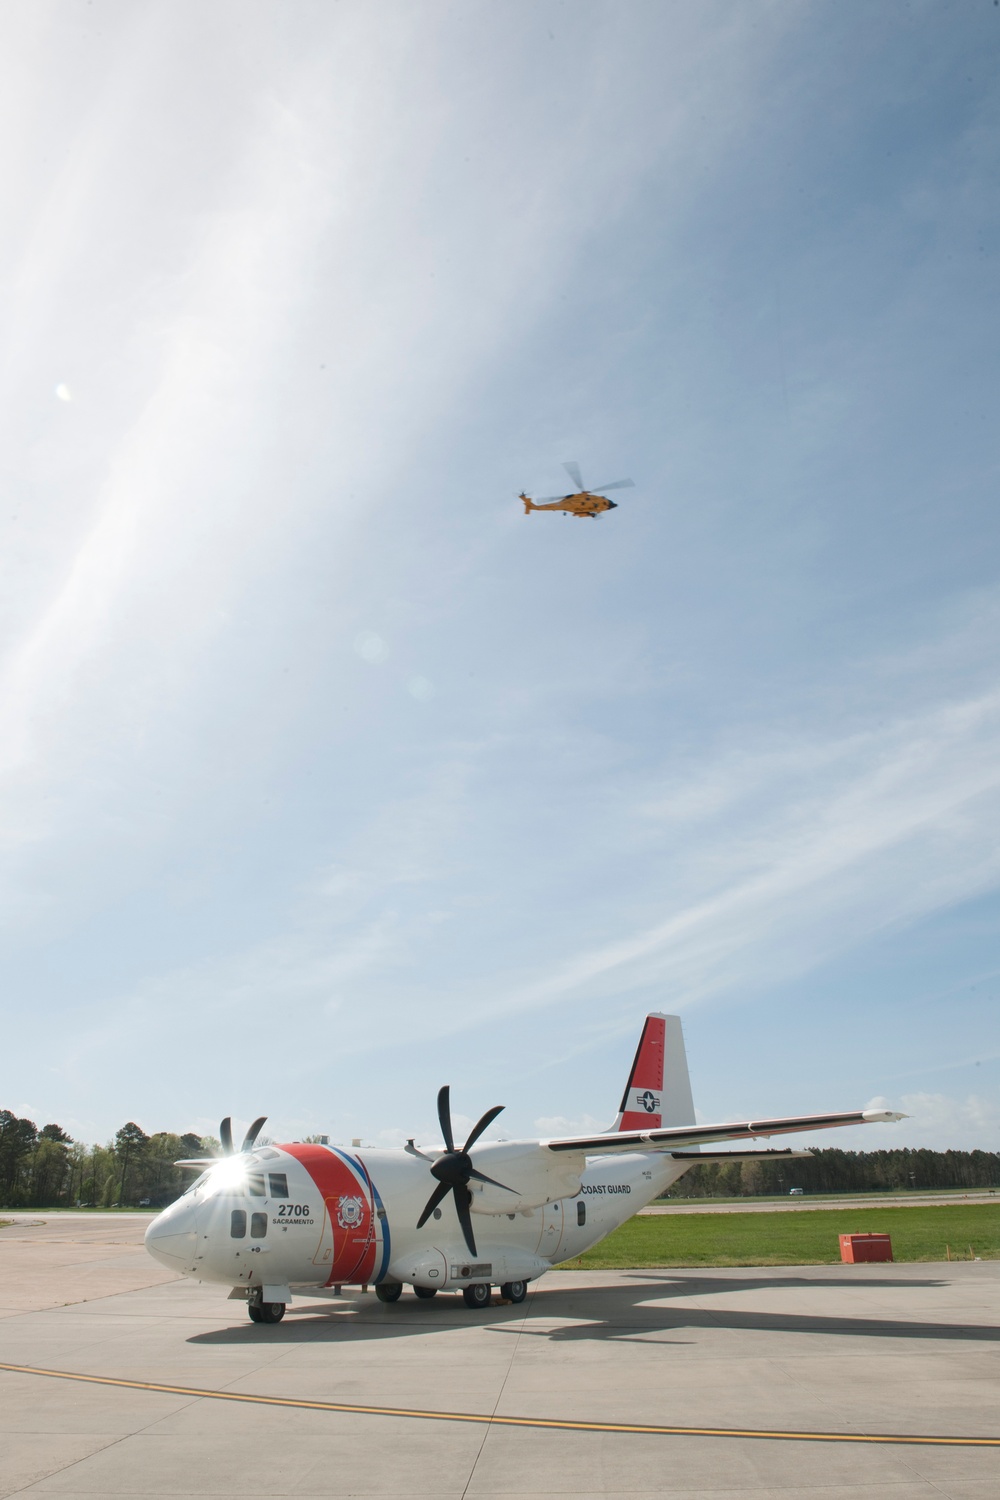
[268,1172,289,1198]
[230,1209,247,1238]
[577,1200,586,1227]
[250,1212,267,1239]
[247,1173,265,1197]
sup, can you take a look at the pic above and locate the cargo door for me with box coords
[536,1199,565,1261]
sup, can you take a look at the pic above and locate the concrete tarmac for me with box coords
[1,1215,998,1499]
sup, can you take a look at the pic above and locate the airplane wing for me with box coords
[544,1107,905,1157]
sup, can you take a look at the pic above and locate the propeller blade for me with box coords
[241,1116,267,1153]
[463,1104,505,1153]
[468,1167,517,1193]
[416,1179,451,1229]
[219,1118,234,1155]
[436,1085,455,1153]
[453,1184,478,1258]
[591,478,634,493]
[563,461,584,491]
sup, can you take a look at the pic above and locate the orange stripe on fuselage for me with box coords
[283,1144,377,1286]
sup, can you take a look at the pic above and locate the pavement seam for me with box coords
[459,1296,533,1499]
[1,1391,207,1498]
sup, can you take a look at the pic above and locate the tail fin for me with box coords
[612,1013,695,1132]
[521,492,534,514]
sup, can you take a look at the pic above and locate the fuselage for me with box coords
[144,1140,690,1299]
[522,490,618,517]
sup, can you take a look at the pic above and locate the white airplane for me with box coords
[145,1014,904,1324]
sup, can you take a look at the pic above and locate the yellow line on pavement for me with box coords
[2,1361,998,1447]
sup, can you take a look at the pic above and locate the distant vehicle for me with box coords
[789,1187,805,1195]
[145,1012,903,1326]
[520,461,635,519]
[139,1198,151,1206]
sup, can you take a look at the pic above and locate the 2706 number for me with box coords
[277,1203,311,1217]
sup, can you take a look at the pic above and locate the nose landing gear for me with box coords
[248,1288,285,1324]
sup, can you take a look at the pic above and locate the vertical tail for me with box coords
[521,492,535,514]
[612,1013,695,1133]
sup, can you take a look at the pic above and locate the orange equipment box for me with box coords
[839,1233,892,1263]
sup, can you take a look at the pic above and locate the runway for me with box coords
[2,1214,998,1498]
[640,1191,1000,1215]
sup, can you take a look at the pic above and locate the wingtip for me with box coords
[862,1109,908,1123]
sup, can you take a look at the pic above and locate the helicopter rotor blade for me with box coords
[562,461,584,492]
[591,478,635,493]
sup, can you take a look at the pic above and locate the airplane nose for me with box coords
[145,1199,199,1271]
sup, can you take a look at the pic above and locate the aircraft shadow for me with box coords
[188,1270,999,1348]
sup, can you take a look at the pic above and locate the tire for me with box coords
[257,1302,285,1324]
[247,1303,262,1323]
[462,1282,491,1309]
[375,1281,403,1303]
[500,1280,527,1304]
[413,1285,437,1299]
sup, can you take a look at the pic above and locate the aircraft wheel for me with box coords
[375,1281,403,1303]
[257,1302,285,1324]
[500,1280,527,1304]
[413,1285,437,1299]
[247,1303,262,1323]
[462,1282,491,1309]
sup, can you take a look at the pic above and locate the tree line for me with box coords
[668,1147,1000,1198]
[3,1110,999,1208]
[0,1112,211,1208]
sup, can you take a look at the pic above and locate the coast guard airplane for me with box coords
[145,1014,904,1323]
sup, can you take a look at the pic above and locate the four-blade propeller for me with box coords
[219,1115,268,1155]
[411,1087,513,1257]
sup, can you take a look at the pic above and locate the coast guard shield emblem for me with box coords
[336,1194,364,1229]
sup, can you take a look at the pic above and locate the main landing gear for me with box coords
[373,1280,528,1308]
[247,1289,285,1324]
[461,1281,525,1307]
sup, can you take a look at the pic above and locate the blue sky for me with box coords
[2,0,999,1154]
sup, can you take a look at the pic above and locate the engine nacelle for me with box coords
[464,1141,585,1214]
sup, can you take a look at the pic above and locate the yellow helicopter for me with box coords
[521,462,635,518]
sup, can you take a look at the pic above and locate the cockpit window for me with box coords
[183,1171,210,1195]
[247,1173,266,1197]
[268,1172,289,1198]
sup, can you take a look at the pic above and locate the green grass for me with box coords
[567,1204,1000,1268]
